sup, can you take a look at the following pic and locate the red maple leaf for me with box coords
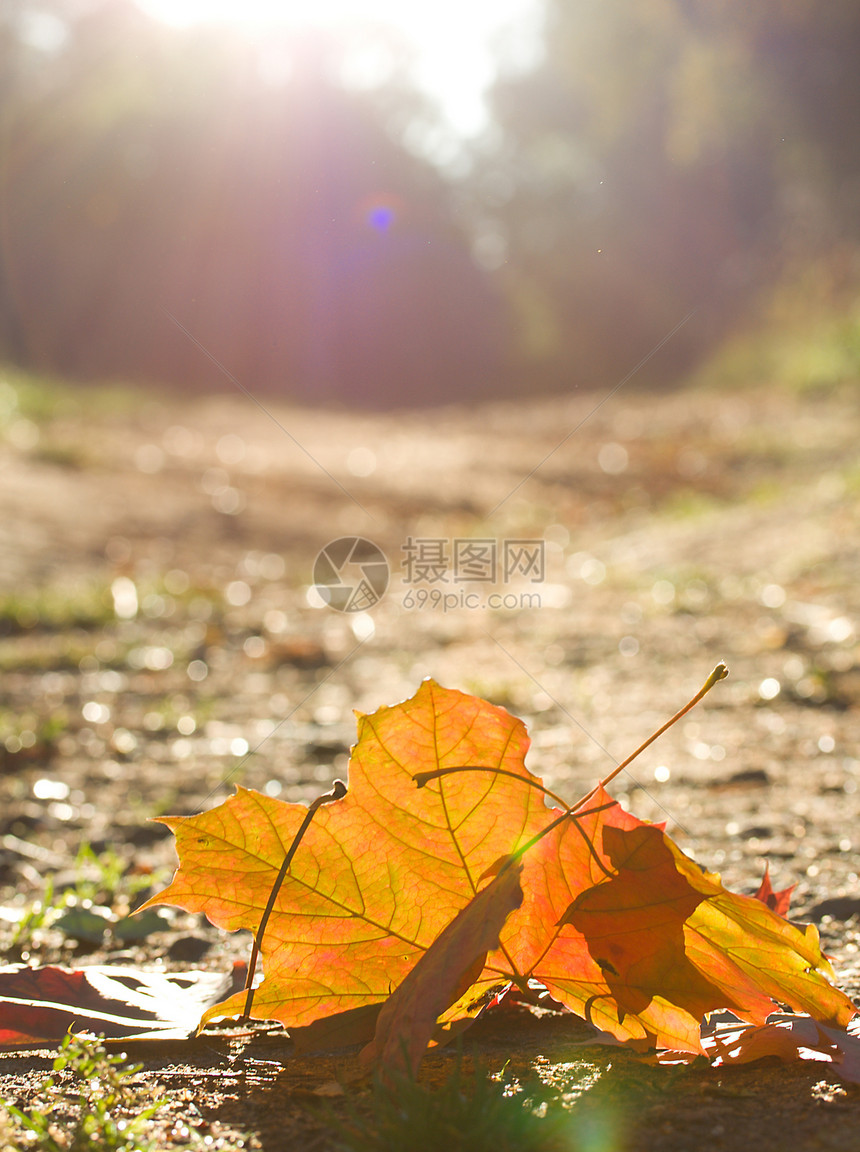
[753,863,795,917]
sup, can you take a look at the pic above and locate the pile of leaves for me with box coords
[141,676,858,1080]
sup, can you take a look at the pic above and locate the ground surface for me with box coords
[0,372,859,1149]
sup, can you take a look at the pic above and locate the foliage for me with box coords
[147,679,855,1076]
[8,875,58,951]
[0,9,502,406]
[328,1058,568,1152]
[692,262,860,396]
[68,843,156,912]
[0,584,113,637]
[5,2,860,402]
[7,843,165,951]
[480,0,860,389]
[3,1033,165,1152]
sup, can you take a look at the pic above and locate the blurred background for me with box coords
[2,11,860,1136]
[2,0,860,407]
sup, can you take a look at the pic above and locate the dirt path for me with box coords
[1,374,859,1148]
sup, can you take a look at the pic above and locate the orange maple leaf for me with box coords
[145,680,855,1055]
[494,784,853,1051]
[145,680,550,1031]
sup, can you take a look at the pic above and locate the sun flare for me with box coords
[133,0,539,135]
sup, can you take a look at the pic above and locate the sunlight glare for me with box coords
[134,0,539,136]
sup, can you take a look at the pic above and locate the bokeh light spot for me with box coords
[368,205,394,232]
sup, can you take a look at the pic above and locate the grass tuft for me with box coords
[326,1058,572,1152]
[3,1033,166,1152]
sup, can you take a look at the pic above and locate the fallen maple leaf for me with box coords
[0,965,234,1047]
[145,681,551,1032]
[753,863,795,917]
[658,1013,860,1086]
[497,786,854,1051]
[146,679,856,1061]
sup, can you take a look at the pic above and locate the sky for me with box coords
[133,0,543,137]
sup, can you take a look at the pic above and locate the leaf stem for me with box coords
[241,779,347,1021]
[509,801,617,869]
[600,662,728,789]
[414,766,571,811]
[416,665,729,874]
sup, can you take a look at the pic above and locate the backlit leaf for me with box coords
[145,680,549,1031]
[503,785,853,1051]
[659,1013,860,1086]
[0,965,232,1046]
[361,859,523,1077]
[146,680,855,1054]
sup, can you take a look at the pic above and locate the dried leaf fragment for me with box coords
[361,859,523,1077]
[753,864,794,918]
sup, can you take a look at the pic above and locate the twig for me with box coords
[241,779,347,1020]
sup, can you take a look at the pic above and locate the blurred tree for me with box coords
[0,0,507,405]
[4,0,859,403]
[478,0,860,391]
